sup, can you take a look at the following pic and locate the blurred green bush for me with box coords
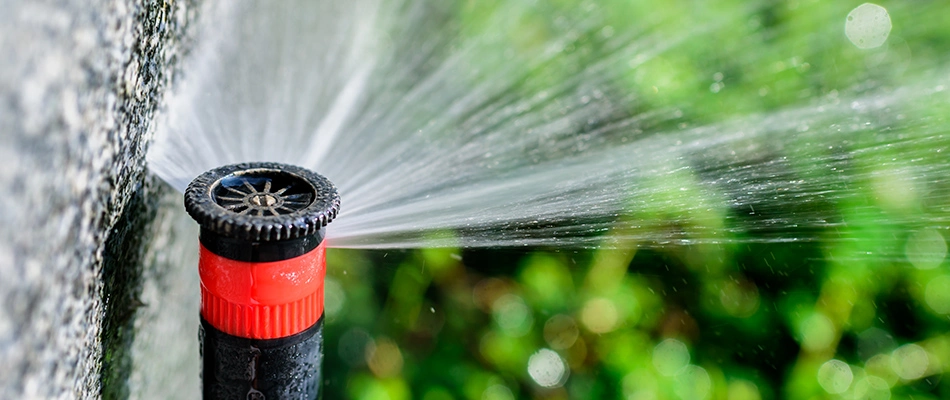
[321,1,950,398]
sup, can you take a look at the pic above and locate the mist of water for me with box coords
[148,0,950,250]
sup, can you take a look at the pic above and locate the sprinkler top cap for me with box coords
[185,162,340,242]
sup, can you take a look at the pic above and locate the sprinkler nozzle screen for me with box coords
[212,171,316,217]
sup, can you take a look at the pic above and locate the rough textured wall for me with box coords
[0,0,197,397]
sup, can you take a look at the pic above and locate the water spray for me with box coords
[184,162,339,399]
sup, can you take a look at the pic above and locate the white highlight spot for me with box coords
[845,3,892,49]
[527,349,568,388]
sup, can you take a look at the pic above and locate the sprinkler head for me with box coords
[185,162,339,398]
[185,161,339,243]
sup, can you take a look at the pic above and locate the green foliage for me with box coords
[322,1,950,399]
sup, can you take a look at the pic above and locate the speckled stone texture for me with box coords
[0,0,197,397]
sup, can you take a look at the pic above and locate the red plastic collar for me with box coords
[199,242,325,339]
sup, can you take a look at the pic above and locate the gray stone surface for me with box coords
[0,0,197,397]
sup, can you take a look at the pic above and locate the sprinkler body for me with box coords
[185,162,339,399]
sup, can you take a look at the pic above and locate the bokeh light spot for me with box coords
[527,348,568,388]
[817,359,853,394]
[360,380,393,400]
[482,384,514,400]
[905,229,947,270]
[622,369,659,400]
[851,376,891,400]
[338,328,371,367]
[652,338,690,376]
[800,312,836,352]
[580,297,618,333]
[864,354,899,386]
[673,365,711,400]
[719,278,760,318]
[870,169,917,212]
[492,294,533,337]
[845,3,892,49]
[925,275,950,314]
[366,337,404,378]
[890,344,929,380]
[726,379,761,400]
[543,314,579,350]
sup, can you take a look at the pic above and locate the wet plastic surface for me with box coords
[200,317,323,400]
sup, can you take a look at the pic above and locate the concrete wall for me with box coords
[0,0,197,397]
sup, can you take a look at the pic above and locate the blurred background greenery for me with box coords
[324,237,948,400]
[317,0,950,399]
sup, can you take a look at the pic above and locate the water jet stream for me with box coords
[149,0,950,253]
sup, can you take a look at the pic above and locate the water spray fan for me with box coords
[184,162,340,399]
